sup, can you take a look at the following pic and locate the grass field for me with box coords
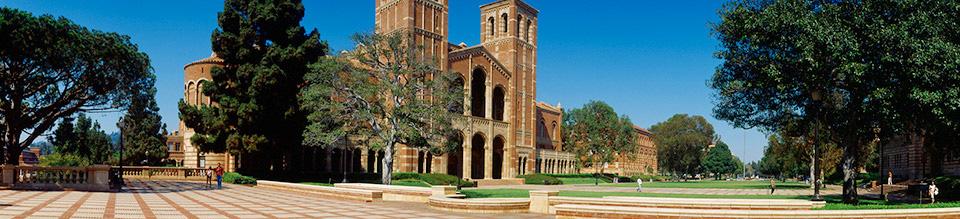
[460,188,960,210]
[460,188,806,199]
[299,179,430,187]
[557,177,608,185]
[604,180,809,190]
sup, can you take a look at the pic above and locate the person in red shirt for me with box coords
[215,163,225,189]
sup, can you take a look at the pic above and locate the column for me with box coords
[463,139,472,179]
[485,136,493,179]
[360,149,368,173]
[324,149,332,173]
[485,79,493,119]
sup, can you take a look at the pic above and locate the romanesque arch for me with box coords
[493,135,505,179]
[471,133,486,179]
[187,81,197,106]
[446,133,464,178]
[471,68,486,117]
[449,73,465,114]
[493,85,505,121]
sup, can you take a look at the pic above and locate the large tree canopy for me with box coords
[300,31,461,185]
[650,114,715,179]
[179,0,327,175]
[0,7,152,164]
[46,114,113,165]
[562,100,637,175]
[712,0,960,203]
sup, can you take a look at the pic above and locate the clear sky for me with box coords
[2,0,770,163]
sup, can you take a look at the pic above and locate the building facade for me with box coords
[580,126,659,176]
[167,0,655,182]
[882,134,960,180]
[165,54,235,172]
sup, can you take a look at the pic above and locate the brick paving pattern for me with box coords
[0,180,549,219]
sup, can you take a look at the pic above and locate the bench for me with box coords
[257,180,382,202]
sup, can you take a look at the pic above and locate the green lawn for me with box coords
[604,180,809,190]
[558,177,609,185]
[299,182,333,187]
[391,179,431,187]
[818,196,960,210]
[461,189,960,210]
[461,188,806,199]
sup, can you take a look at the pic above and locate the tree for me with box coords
[562,101,637,181]
[179,0,328,175]
[650,114,715,180]
[703,141,739,180]
[46,114,113,165]
[300,31,461,185]
[712,0,960,203]
[0,7,152,164]
[117,88,167,166]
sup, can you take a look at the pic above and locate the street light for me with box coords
[811,90,823,201]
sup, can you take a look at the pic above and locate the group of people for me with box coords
[205,163,225,190]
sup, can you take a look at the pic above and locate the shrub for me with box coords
[935,176,960,198]
[419,173,474,187]
[223,172,257,185]
[392,172,421,180]
[519,174,562,185]
[39,153,90,167]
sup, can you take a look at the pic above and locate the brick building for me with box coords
[167,0,656,182]
[580,125,659,176]
[165,54,236,172]
[882,134,960,180]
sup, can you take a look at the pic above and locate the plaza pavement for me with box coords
[0,180,549,219]
[477,183,846,196]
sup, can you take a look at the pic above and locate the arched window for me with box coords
[471,68,486,117]
[448,74,465,114]
[525,20,532,41]
[501,13,509,33]
[517,15,523,38]
[493,86,505,121]
[488,17,495,36]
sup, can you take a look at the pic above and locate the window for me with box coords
[488,17,495,36]
[517,15,523,38]
[502,13,508,33]
[526,20,532,41]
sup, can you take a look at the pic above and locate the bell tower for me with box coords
[480,0,539,148]
[375,0,449,70]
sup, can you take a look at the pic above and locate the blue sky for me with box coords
[2,0,770,163]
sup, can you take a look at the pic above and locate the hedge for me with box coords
[518,174,562,185]
[389,172,474,187]
[935,176,960,198]
[223,172,257,185]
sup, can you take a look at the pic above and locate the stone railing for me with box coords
[0,165,111,191]
[116,166,207,181]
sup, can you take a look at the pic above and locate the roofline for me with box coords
[480,0,540,15]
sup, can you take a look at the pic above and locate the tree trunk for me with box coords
[841,144,859,204]
[381,142,394,185]
[4,128,21,165]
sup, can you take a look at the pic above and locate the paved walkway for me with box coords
[478,183,846,196]
[0,180,548,219]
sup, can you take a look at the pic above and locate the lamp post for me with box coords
[874,127,883,201]
[811,90,823,201]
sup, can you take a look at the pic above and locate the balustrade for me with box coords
[117,166,208,180]
[0,165,110,191]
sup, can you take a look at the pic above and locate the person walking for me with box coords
[887,171,893,185]
[930,181,939,203]
[636,178,643,192]
[215,163,225,190]
[205,166,213,189]
[770,179,776,195]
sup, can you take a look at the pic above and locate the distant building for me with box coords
[581,125,659,176]
[19,148,41,165]
[882,134,960,179]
